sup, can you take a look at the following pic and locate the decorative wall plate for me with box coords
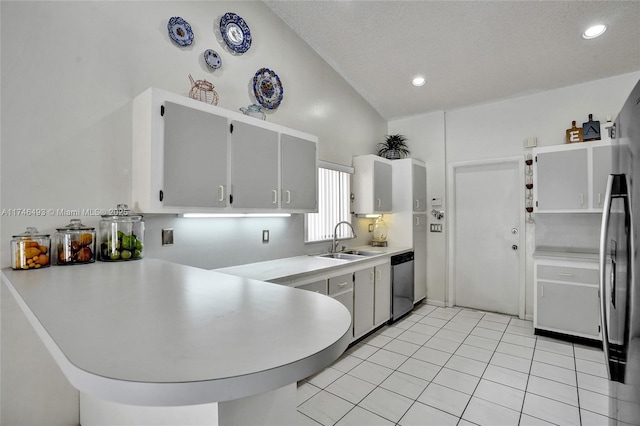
[219,13,252,53]
[253,68,283,110]
[168,17,194,46]
[203,49,222,69]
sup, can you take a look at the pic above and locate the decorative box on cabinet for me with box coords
[534,256,602,341]
[352,155,393,214]
[533,141,613,213]
[389,159,428,303]
[132,88,318,214]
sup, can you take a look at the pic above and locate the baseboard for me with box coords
[524,313,533,321]
[425,299,446,307]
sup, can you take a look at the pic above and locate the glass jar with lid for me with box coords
[98,204,144,261]
[11,227,51,270]
[55,219,96,265]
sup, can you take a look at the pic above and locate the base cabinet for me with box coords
[534,257,601,340]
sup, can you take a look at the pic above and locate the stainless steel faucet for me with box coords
[331,221,357,253]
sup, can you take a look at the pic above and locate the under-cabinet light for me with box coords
[355,214,382,218]
[412,76,426,87]
[181,213,291,218]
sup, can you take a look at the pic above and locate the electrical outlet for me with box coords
[430,224,443,233]
[262,230,269,243]
[162,228,174,245]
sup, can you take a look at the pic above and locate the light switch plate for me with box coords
[162,228,174,246]
[431,197,443,206]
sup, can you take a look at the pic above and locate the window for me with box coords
[305,162,353,243]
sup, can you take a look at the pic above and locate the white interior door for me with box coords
[450,159,524,316]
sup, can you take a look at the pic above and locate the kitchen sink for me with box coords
[316,253,365,260]
[342,249,380,257]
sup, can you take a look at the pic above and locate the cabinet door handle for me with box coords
[376,269,381,281]
[541,286,544,297]
[218,185,225,202]
[415,200,419,209]
[370,271,375,283]
[598,193,602,206]
[337,281,349,287]
[377,198,382,208]
[286,190,291,204]
[272,190,278,204]
[415,216,420,225]
[579,193,584,206]
[558,272,574,277]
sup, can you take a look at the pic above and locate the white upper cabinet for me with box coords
[132,88,318,214]
[352,155,393,214]
[533,141,613,213]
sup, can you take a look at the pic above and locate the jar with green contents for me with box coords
[98,204,144,261]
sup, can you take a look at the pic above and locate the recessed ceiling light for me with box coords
[412,76,426,87]
[583,24,607,39]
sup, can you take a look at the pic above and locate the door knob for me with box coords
[512,245,518,251]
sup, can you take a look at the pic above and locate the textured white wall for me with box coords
[0,1,385,269]
[389,71,640,315]
[0,2,385,423]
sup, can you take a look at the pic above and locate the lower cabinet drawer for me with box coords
[296,279,328,295]
[537,264,599,285]
[329,273,353,296]
[536,281,600,338]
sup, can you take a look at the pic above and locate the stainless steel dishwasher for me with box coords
[391,251,415,321]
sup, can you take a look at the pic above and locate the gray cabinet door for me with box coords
[373,160,393,212]
[281,134,317,211]
[412,163,427,212]
[536,149,588,210]
[536,281,600,337]
[592,145,613,209]
[229,121,279,209]
[413,215,427,302]
[163,102,228,207]
[374,263,392,326]
[354,268,375,338]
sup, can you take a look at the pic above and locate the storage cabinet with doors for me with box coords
[534,256,602,340]
[353,260,391,340]
[389,159,428,303]
[132,87,318,214]
[352,155,393,214]
[328,273,354,337]
[533,141,613,213]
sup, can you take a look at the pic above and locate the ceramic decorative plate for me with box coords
[253,68,283,110]
[219,13,252,53]
[168,16,194,46]
[203,49,222,69]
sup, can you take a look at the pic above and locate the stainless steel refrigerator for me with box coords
[600,78,640,425]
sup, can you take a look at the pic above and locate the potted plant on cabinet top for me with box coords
[377,134,410,159]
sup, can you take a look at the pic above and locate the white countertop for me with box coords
[1,259,352,406]
[214,246,412,282]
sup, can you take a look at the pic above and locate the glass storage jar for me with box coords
[55,219,96,265]
[11,227,51,270]
[98,204,144,261]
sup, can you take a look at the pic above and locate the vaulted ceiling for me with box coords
[264,1,640,120]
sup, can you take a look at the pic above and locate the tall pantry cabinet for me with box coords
[389,158,428,303]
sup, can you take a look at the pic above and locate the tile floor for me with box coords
[297,304,614,426]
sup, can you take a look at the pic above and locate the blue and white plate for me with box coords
[253,68,283,110]
[168,16,194,46]
[219,12,252,54]
[203,49,222,69]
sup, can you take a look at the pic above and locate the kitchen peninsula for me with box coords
[1,259,352,425]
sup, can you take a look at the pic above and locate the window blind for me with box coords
[305,166,352,243]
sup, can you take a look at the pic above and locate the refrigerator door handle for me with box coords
[599,174,616,379]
